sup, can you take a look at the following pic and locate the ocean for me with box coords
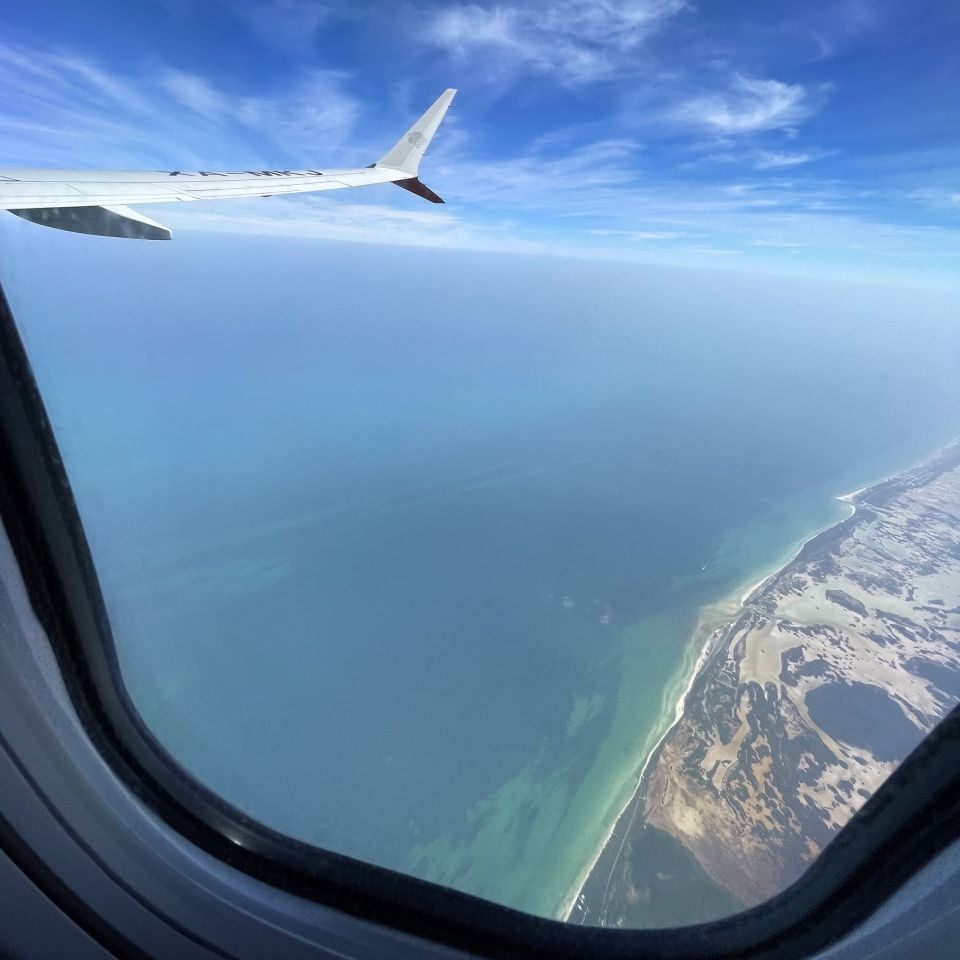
[2,224,958,919]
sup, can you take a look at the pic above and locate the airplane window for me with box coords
[1,0,958,935]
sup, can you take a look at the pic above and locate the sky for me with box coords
[1,0,959,285]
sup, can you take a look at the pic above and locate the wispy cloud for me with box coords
[588,227,700,241]
[753,149,819,169]
[424,0,688,85]
[1,31,957,286]
[436,140,960,278]
[160,71,227,119]
[157,67,362,159]
[0,43,360,168]
[445,137,643,208]
[157,194,567,258]
[690,147,831,172]
[902,187,960,217]
[674,74,821,135]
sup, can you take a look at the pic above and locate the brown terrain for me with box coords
[573,441,960,927]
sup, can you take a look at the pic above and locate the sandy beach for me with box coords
[556,604,723,919]
[571,438,960,925]
[557,564,775,920]
[558,460,932,922]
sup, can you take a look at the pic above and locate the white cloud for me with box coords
[692,147,830,172]
[432,137,960,276]
[439,137,646,218]
[753,150,816,169]
[157,68,360,157]
[0,43,360,168]
[425,0,688,85]
[159,195,559,257]
[588,228,698,240]
[232,72,360,155]
[0,43,150,118]
[904,189,960,215]
[161,71,228,118]
[675,74,817,135]
[431,4,515,54]
[1,37,958,285]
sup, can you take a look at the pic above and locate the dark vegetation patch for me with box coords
[847,570,903,594]
[599,825,743,929]
[798,659,831,680]
[805,681,921,763]
[906,657,960,703]
[780,646,804,686]
[825,589,868,617]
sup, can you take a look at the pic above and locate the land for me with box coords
[570,440,960,928]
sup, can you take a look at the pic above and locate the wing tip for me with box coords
[393,177,445,204]
[376,88,457,177]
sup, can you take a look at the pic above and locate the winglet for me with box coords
[376,89,456,177]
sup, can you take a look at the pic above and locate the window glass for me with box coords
[1,0,958,930]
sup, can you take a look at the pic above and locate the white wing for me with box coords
[0,88,456,240]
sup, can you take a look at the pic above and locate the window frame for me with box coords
[0,277,958,960]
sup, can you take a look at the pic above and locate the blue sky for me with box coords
[2,0,959,285]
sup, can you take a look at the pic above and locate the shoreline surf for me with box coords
[555,599,726,920]
[555,450,948,922]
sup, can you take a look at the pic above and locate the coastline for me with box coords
[738,499,858,609]
[558,446,955,923]
[556,603,724,920]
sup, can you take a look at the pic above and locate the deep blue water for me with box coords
[2,224,958,915]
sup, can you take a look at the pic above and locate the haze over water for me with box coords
[4,229,959,917]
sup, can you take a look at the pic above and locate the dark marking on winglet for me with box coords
[393,177,445,204]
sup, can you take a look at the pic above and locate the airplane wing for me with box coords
[0,88,456,240]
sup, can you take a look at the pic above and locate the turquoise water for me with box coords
[2,226,958,917]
